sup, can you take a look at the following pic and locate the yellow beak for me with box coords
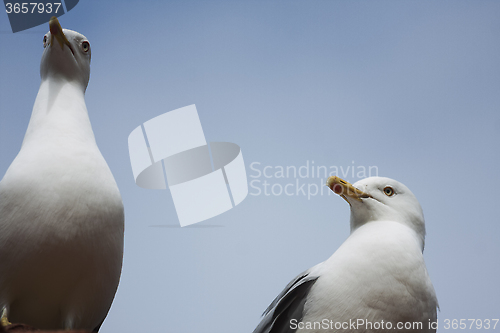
[49,16,71,50]
[326,176,372,203]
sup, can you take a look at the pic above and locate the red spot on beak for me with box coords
[332,184,343,194]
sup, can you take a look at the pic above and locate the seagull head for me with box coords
[327,176,426,242]
[40,17,91,90]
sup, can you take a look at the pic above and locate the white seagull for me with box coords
[0,17,124,332]
[253,176,438,333]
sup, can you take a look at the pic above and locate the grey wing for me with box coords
[253,266,321,333]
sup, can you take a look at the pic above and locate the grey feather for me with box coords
[253,268,320,333]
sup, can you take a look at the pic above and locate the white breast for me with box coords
[300,221,437,333]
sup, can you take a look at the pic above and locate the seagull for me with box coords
[0,17,124,332]
[253,176,438,333]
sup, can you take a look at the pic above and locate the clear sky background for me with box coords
[1,1,499,332]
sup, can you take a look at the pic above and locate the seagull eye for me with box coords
[81,41,90,52]
[43,35,48,48]
[383,186,395,196]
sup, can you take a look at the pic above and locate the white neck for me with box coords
[350,217,426,252]
[22,78,96,149]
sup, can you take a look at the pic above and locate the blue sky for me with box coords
[1,1,499,332]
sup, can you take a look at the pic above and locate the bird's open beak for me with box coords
[327,176,372,203]
[49,16,71,51]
